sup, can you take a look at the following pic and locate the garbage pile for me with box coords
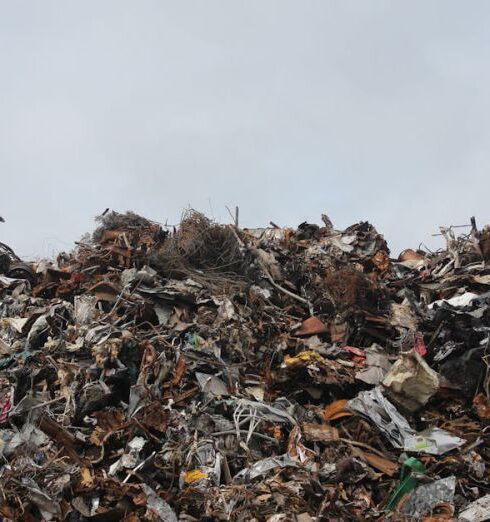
[1,210,490,521]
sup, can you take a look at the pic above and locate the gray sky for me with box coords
[1,1,489,259]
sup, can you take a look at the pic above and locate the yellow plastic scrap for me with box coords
[184,469,208,484]
[284,351,327,368]
[80,467,94,488]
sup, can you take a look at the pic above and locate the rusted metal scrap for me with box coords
[0,211,489,520]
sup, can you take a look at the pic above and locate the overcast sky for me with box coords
[1,1,489,259]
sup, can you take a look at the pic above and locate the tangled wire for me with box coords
[150,210,246,291]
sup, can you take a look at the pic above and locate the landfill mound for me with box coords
[1,211,490,521]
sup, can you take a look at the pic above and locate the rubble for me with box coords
[0,210,490,520]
